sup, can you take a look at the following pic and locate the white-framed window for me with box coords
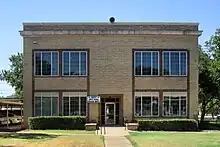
[62,51,87,76]
[163,92,187,116]
[34,92,59,116]
[162,51,187,76]
[62,92,87,116]
[134,51,159,76]
[134,92,159,117]
[34,51,59,76]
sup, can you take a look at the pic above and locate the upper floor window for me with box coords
[34,51,59,76]
[62,51,87,76]
[134,51,159,76]
[162,51,187,76]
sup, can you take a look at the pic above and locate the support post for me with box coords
[20,105,23,129]
[6,104,8,128]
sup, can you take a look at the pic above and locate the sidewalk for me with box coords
[98,127,133,147]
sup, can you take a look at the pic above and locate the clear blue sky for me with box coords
[0,0,219,96]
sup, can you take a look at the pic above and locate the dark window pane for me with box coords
[52,97,58,116]
[80,97,86,116]
[152,97,158,116]
[170,96,180,116]
[80,52,87,76]
[152,52,159,75]
[42,97,51,116]
[180,52,187,75]
[52,52,58,75]
[63,97,69,116]
[163,52,169,75]
[42,52,52,75]
[63,52,69,75]
[142,52,151,75]
[163,96,169,116]
[35,97,41,116]
[135,52,141,75]
[170,52,179,75]
[35,53,41,75]
[70,52,79,75]
[135,97,141,116]
[70,97,79,115]
[142,96,151,116]
[181,96,187,116]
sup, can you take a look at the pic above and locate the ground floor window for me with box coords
[34,92,59,116]
[135,92,159,116]
[62,92,87,116]
[163,92,187,116]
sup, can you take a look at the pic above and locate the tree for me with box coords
[0,53,23,98]
[199,29,220,122]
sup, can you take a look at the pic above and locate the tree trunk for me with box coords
[200,102,207,123]
[200,110,206,123]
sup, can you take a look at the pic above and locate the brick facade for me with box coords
[21,22,201,128]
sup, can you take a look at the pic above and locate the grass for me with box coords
[127,131,220,147]
[20,129,95,135]
[0,131,103,147]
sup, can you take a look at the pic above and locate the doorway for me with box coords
[99,95,122,125]
[105,102,115,125]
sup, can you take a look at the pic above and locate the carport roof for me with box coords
[0,100,23,106]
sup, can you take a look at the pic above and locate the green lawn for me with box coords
[127,131,220,147]
[20,129,95,135]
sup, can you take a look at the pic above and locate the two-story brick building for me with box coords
[20,22,202,127]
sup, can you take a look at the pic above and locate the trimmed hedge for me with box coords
[28,116,86,130]
[137,119,198,131]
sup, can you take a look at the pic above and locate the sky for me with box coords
[0,0,219,96]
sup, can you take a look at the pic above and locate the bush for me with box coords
[199,121,220,130]
[28,116,86,130]
[137,119,198,131]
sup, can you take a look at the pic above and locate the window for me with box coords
[134,92,159,116]
[34,92,59,116]
[134,51,159,76]
[62,92,87,116]
[163,92,187,116]
[162,51,187,76]
[34,51,59,76]
[62,51,87,76]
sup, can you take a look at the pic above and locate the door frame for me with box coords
[105,102,116,125]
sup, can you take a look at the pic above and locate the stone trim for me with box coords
[20,30,202,37]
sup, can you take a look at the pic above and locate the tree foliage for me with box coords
[199,29,220,122]
[0,52,23,98]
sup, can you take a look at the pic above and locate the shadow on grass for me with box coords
[0,133,57,140]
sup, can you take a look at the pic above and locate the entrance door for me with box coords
[105,102,115,125]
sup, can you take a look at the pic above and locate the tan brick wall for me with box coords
[34,77,87,90]
[135,77,187,90]
[23,34,198,127]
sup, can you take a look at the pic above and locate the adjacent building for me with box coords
[20,22,202,127]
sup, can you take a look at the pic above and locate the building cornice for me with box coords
[20,30,203,37]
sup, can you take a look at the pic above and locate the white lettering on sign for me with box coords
[87,96,101,103]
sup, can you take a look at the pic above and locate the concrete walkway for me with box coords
[98,127,133,147]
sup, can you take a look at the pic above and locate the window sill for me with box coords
[34,75,60,78]
[134,75,160,77]
[61,75,88,78]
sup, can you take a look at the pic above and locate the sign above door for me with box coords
[87,96,101,103]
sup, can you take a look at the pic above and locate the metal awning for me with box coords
[0,100,23,106]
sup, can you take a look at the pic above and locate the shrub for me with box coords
[199,121,220,130]
[137,119,198,131]
[28,116,86,130]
